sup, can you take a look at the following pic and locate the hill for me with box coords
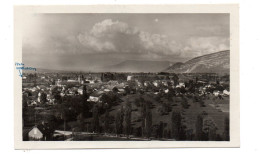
[164,50,230,74]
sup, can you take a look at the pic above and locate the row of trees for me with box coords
[91,101,133,138]
[88,97,154,139]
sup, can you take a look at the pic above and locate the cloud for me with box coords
[77,19,182,56]
[23,18,229,60]
[181,36,229,57]
[139,31,182,56]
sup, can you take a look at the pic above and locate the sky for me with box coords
[22,13,229,71]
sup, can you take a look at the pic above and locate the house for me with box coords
[179,82,185,87]
[153,81,159,87]
[29,100,37,106]
[60,92,65,97]
[118,88,125,94]
[213,90,220,96]
[223,89,230,96]
[29,87,37,92]
[78,86,83,95]
[28,122,52,141]
[87,91,104,103]
[28,126,44,141]
[88,96,100,102]
[127,75,132,81]
[104,89,111,92]
[67,79,78,82]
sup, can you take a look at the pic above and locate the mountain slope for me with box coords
[164,50,230,74]
[100,60,172,73]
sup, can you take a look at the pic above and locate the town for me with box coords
[22,71,230,141]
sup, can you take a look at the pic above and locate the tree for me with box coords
[141,100,147,137]
[140,100,153,138]
[124,86,131,94]
[171,110,181,140]
[203,117,217,141]
[125,101,132,138]
[52,86,61,104]
[92,104,100,133]
[173,74,179,86]
[146,109,152,139]
[223,116,230,141]
[22,94,28,119]
[40,92,47,104]
[104,109,110,133]
[166,88,174,101]
[115,107,124,135]
[179,125,187,140]
[82,85,88,101]
[77,113,85,131]
[195,114,204,141]
[157,121,164,139]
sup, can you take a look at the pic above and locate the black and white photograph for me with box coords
[13,5,239,148]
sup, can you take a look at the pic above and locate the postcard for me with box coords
[14,4,239,149]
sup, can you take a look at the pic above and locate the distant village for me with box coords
[22,71,230,141]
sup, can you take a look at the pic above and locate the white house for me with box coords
[29,87,37,92]
[213,90,220,96]
[88,96,100,102]
[179,82,185,87]
[153,81,159,87]
[67,79,78,82]
[127,75,132,81]
[78,86,83,95]
[144,82,149,87]
[28,126,43,141]
[118,88,125,94]
[223,89,230,96]
[104,89,111,92]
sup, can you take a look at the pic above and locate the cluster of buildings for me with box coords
[22,72,230,107]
